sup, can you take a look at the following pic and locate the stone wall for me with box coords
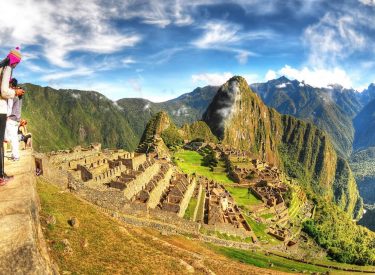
[123,163,161,200]
[193,183,204,222]
[86,164,126,186]
[34,154,70,189]
[146,166,174,209]
[121,153,146,170]
[202,223,253,239]
[178,177,197,217]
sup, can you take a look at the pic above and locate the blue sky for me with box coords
[1,0,375,102]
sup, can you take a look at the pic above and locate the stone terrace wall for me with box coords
[34,153,71,189]
[178,177,197,217]
[122,153,146,170]
[147,166,174,209]
[202,223,253,239]
[123,163,161,200]
[77,185,128,211]
[86,164,126,186]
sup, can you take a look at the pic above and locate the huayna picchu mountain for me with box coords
[203,76,362,219]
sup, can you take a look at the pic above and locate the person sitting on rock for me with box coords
[18,119,32,150]
[0,47,24,185]
[5,78,23,161]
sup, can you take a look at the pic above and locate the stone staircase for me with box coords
[0,150,54,274]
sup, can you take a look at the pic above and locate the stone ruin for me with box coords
[201,178,258,242]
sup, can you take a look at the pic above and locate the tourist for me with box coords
[0,47,24,185]
[18,119,32,150]
[5,78,23,161]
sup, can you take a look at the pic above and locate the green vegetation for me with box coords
[209,245,330,274]
[200,146,219,171]
[22,84,139,152]
[160,125,184,148]
[223,186,262,209]
[302,199,375,265]
[252,76,361,158]
[174,150,233,184]
[181,121,218,143]
[184,197,197,220]
[350,147,375,205]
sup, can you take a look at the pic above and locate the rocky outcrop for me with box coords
[203,76,363,218]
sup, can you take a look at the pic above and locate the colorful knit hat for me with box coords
[7,47,22,66]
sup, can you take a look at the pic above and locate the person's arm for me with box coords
[1,66,16,99]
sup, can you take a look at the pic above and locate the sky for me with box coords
[1,0,375,102]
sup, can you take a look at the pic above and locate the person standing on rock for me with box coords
[0,47,25,185]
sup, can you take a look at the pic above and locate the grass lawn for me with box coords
[261,213,275,220]
[245,216,279,244]
[184,197,197,220]
[174,150,233,184]
[209,245,330,274]
[288,189,303,219]
[224,186,263,209]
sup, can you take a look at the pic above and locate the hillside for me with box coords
[251,77,362,158]
[203,76,362,219]
[22,84,139,152]
[137,111,217,155]
[353,98,375,150]
[117,86,218,138]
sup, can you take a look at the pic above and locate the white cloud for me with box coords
[276,83,287,88]
[192,72,233,86]
[122,57,137,66]
[41,67,94,81]
[359,0,375,5]
[192,22,242,48]
[267,65,354,88]
[192,21,269,64]
[236,51,250,65]
[303,13,366,67]
[0,0,142,68]
[265,70,277,81]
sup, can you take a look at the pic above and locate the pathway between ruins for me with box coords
[0,150,53,274]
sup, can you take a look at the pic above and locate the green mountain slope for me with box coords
[21,84,139,152]
[251,77,363,158]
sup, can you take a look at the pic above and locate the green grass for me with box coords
[184,197,197,220]
[195,187,206,222]
[209,245,331,274]
[245,216,278,243]
[223,186,263,209]
[174,150,233,184]
[260,213,275,220]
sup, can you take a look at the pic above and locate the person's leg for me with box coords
[0,114,7,179]
[9,121,19,159]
